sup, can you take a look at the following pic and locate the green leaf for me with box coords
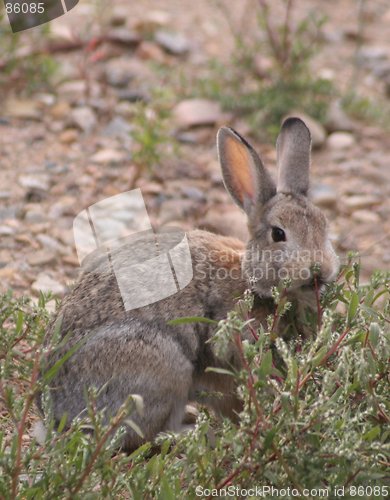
[167,316,217,326]
[205,367,235,376]
[57,413,68,434]
[124,419,144,439]
[363,426,381,441]
[15,310,24,335]
[311,346,328,367]
[263,427,277,451]
[42,339,85,383]
[369,322,380,348]
[128,442,151,460]
[158,476,176,500]
[259,350,273,377]
[347,292,359,325]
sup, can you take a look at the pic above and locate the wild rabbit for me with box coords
[37,117,339,451]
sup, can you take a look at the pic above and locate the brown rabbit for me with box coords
[37,118,339,451]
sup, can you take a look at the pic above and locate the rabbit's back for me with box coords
[49,229,246,346]
[40,230,248,447]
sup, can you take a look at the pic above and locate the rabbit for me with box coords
[37,117,339,452]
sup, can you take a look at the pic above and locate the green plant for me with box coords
[131,90,177,173]
[0,11,58,93]
[0,259,388,499]
[342,92,390,130]
[185,0,335,139]
[0,293,137,499]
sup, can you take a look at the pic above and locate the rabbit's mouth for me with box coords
[300,276,326,292]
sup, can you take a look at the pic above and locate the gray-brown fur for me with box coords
[38,118,339,451]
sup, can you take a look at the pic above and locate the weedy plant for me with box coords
[131,90,178,174]
[187,0,335,139]
[0,9,58,94]
[0,258,389,499]
[342,92,390,131]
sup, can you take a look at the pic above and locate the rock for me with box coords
[19,174,50,192]
[91,149,128,165]
[200,207,248,242]
[253,55,274,78]
[159,199,195,224]
[48,23,74,43]
[50,101,71,120]
[104,58,150,87]
[288,112,326,149]
[50,60,79,86]
[0,266,16,280]
[321,28,344,44]
[325,101,355,132]
[133,11,171,34]
[343,195,381,211]
[181,186,206,202]
[368,62,390,79]
[0,205,19,221]
[109,6,128,26]
[351,210,380,224]
[107,28,140,47]
[357,46,389,66]
[36,93,55,107]
[176,128,213,144]
[103,117,132,141]
[173,99,224,129]
[385,77,390,98]
[60,128,78,144]
[31,274,66,296]
[0,225,15,236]
[57,80,101,100]
[36,234,68,254]
[343,25,364,42]
[116,89,150,103]
[154,30,190,55]
[4,99,41,120]
[327,132,355,150]
[27,250,56,267]
[24,210,47,223]
[136,41,167,63]
[137,180,163,195]
[318,68,335,81]
[48,197,79,219]
[70,107,97,133]
[310,184,338,208]
[116,101,136,118]
[62,254,79,267]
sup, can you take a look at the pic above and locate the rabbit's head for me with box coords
[217,117,339,298]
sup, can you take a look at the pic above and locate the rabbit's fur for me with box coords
[38,118,339,451]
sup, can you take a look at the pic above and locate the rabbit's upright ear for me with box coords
[276,117,311,196]
[217,127,276,214]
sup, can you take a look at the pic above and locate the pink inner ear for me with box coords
[226,140,256,205]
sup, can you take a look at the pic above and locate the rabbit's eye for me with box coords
[271,227,286,242]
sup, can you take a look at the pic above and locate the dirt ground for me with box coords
[0,0,389,306]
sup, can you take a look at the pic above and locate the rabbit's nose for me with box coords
[315,259,339,284]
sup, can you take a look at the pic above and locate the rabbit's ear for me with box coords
[276,117,311,196]
[217,127,276,214]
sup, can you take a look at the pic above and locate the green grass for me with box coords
[342,92,390,131]
[175,0,335,140]
[0,259,389,499]
[0,13,58,94]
